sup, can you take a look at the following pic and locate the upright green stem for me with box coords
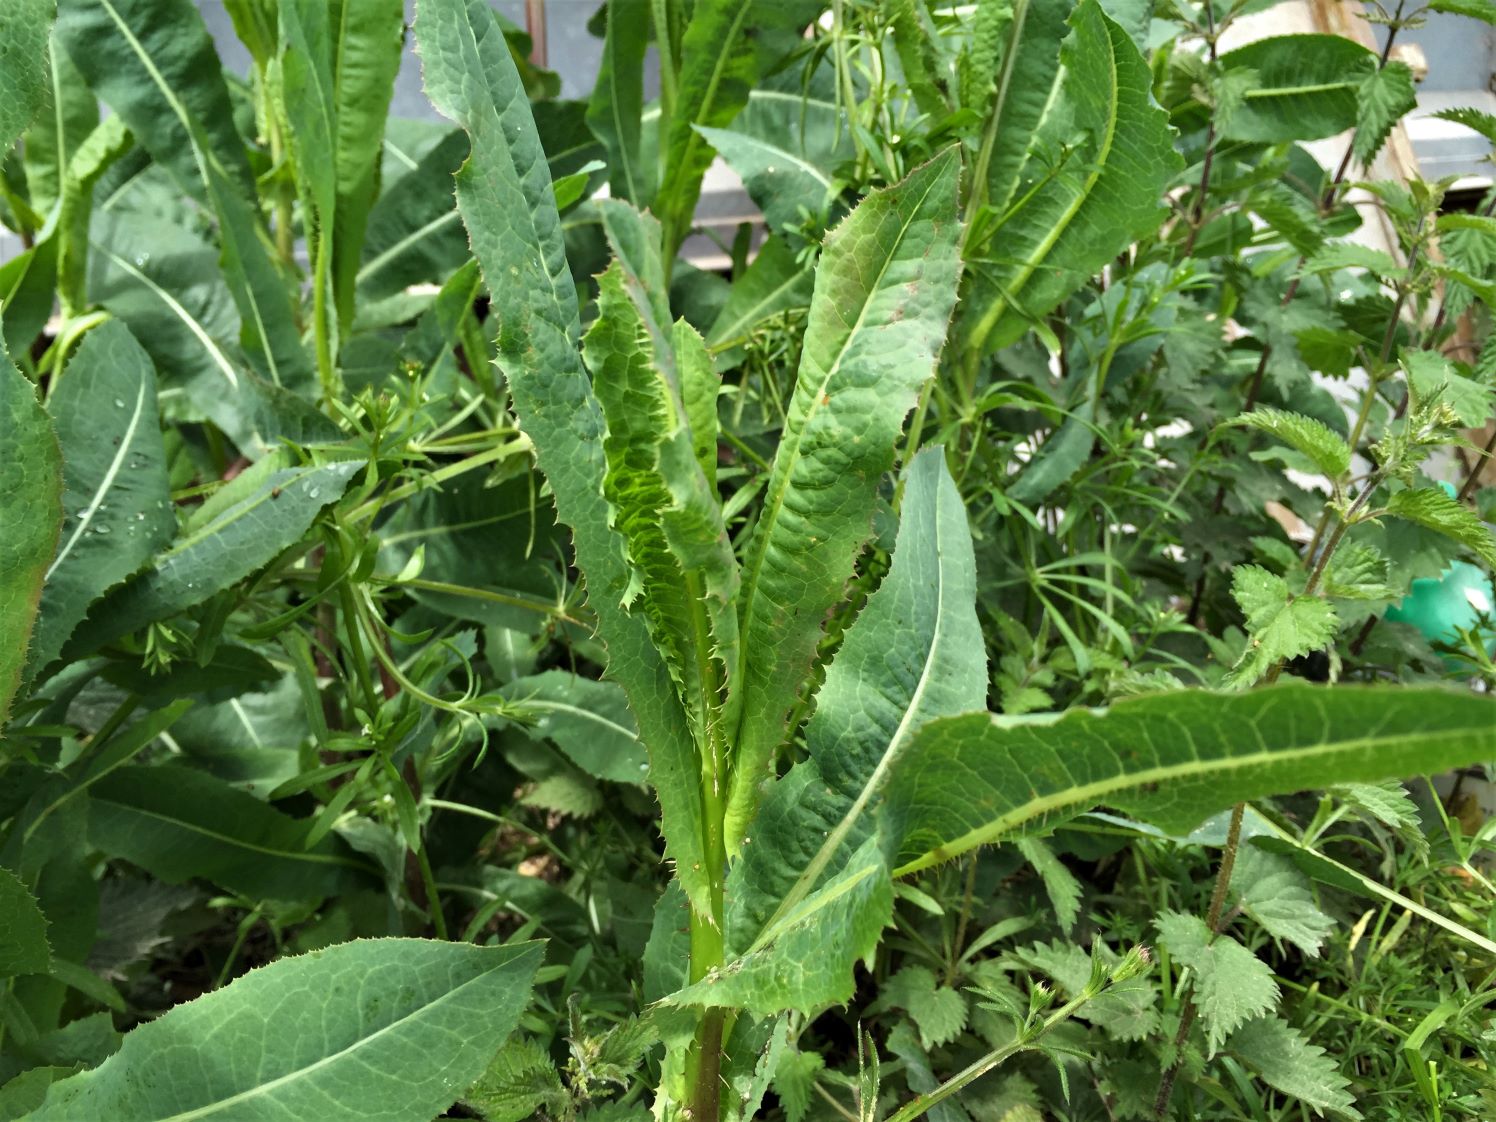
[313,233,338,403]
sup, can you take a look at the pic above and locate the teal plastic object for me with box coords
[1385,560,1496,654]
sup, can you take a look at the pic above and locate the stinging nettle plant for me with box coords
[2,0,1496,1118]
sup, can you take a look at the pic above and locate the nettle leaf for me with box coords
[1382,488,1496,569]
[723,150,963,850]
[1155,911,1278,1055]
[884,683,1496,874]
[1216,35,1373,143]
[28,321,174,680]
[1013,940,1160,1041]
[1226,565,1338,687]
[1229,1016,1363,1119]
[772,1049,825,1122]
[1230,847,1334,957]
[1434,106,1496,146]
[1354,61,1417,164]
[0,336,62,725]
[878,965,969,1050]
[1016,837,1084,933]
[418,0,711,915]
[1427,0,1496,23]
[699,451,983,1014]
[1401,348,1493,428]
[1323,543,1396,602]
[31,939,543,1122]
[1230,409,1350,481]
[1302,242,1405,281]
[0,865,52,978]
[963,0,1181,352]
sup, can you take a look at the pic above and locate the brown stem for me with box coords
[1152,803,1246,1118]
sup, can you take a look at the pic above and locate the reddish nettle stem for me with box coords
[1151,802,1245,1118]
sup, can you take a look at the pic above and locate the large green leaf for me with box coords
[87,764,373,901]
[68,460,361,652]
[498,670,646,785]
[0,337,62,727]
[886,684,1496,875]
[328,0,404,327]
[677,449,986,1014]
[55,0,252,201]
[417,0,711,915]
[0,0,57,155]
[20,38,97,218]
[587,0,650,203]
[88,212,332,456]
[57,0,312,391]
[723,149,964,852]
[655,0,816,258]
[963,0,1181,353]
[31,939,542,1122]
[695,82,853,236]
[27,320,174,680]
[1216,35,1374,144]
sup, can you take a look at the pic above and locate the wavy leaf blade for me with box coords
[887,684,1496,874]
[586,259,739,750]
[416,0,711,913]
[724,149,964,852]
[0,337,62,727]
[27,320,175,681]
[32,939,543,1122]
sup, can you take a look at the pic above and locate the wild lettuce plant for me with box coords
[2,0,1496,1119]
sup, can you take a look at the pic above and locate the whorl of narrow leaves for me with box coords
[723,148,964,854]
